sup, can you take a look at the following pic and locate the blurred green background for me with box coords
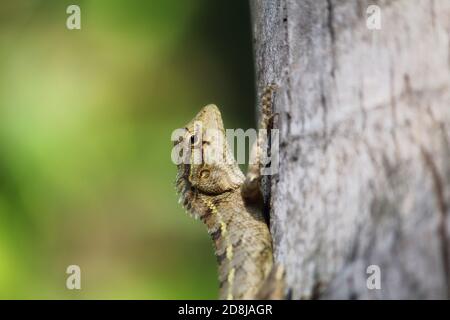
[0,0,255,299]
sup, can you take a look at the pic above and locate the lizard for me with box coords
[172,85,284,300]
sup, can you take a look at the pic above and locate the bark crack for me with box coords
[320,78,329,152]
[282,0,293,136]
[420,147,450,298]
[389,62,400,161]
[326,0,336,78]
[358,79,367,131]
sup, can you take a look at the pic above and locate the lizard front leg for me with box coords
[241,84,286,299]
[242,83,278,203]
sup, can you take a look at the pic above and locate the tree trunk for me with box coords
[250,0,450,299]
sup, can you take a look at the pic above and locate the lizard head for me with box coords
[173,104,244,217]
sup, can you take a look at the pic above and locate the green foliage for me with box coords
[0,0,254,298]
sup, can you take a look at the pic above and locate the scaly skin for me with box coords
[189,183,273,299]
[173,87,283,299]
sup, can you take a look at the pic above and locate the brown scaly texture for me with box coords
[173,89,284,299]
[188,187,273,299]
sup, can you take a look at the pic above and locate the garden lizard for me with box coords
[173,85,285,299]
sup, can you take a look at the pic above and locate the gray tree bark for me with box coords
[250,0,450,299]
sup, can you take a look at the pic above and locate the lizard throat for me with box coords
[176,170,236,300]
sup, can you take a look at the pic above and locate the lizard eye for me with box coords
[200,169,210,179]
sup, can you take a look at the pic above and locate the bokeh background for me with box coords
[0,0,255,299]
